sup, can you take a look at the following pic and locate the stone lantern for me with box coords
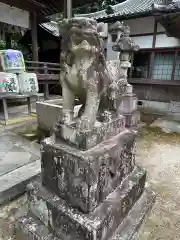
[112,24,139,84]
[109,22,140,128]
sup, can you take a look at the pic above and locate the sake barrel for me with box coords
[0,49,25,73]
[17,72,39,94]
[0,72,19,93]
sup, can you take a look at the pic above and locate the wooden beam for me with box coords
[63,0,67,18]
[171,50,178,81]
[130,31,165,38]
[30,12,39,61]
[129,78,180,86]
[149,52,155,79]
[5,33,12,49]
[129,53,134,78]
[149,19,158,79]
[0,0,38,12]
[152,19,157,48]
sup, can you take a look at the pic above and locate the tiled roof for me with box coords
[40,21,59,37]
[76,0,164,20]
[40,0,164,37]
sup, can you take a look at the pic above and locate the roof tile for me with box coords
[77,0,163,20]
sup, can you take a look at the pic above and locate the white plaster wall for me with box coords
[107,42,118,60]
[0,2,29,28]
[106,16,180,59]
[132,35,153,49]
[132,34,180,49]
[123,17,164,35]
[155,34,180,48]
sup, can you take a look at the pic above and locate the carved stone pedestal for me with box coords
[116,90,140,128]
[15,115,155,240]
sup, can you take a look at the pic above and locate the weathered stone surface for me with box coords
[26,165,146,240]
[116,94,137,115]
[0,160,40,205]
[111,188,155,240]
[16,212,60,240]
[55,115,125,150]
[124,111,140,128]
[0,131,40,205]
[58,17,116,130]
[41,129,136,213]
[16,187,155,240]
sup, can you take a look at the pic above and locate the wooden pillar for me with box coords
[171,50,178,81]
[5,33,12,49]
[152,20,157,48]
[30,12,38,61]
[44,64,49,100]
[67,0,72,18]
[129,53,134,78]
[64,0,72,18]
[149,19,157,79]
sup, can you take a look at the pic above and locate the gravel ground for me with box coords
[0,127,180,239]
[137,127,180,240]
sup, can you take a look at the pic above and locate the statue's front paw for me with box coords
[61,110,73,125]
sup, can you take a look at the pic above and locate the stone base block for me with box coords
[116,94,137,115]
[16,186,155,240]
[124,111,140,128]
[24,166,146,240]
[55,115,125,150]
[41,129,136,213]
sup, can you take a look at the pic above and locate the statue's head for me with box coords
[59,17,102,58]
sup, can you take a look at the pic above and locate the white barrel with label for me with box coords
[0,72,19,93]
[17,72,39,94]
[0,49,25,73]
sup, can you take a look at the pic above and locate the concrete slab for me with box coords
[0,131,40,205]
[0,160,40,205]
[0,146,38,177]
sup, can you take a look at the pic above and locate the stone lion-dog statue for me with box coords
[58,17,117,130]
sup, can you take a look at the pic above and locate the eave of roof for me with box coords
[1,0,103,21]
[41,0,173,37]
[40,22,59,37]
[76,0,164,21]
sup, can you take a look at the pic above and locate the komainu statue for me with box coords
[59,17,116,130]
[15,17,155,240]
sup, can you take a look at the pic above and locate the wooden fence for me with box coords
[25,61,60,99]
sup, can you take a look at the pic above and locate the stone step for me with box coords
[16,211,60,240]
[111,187,155,240]
[0,159,40,205]
[26,166,146,240]
[16,187,155,240]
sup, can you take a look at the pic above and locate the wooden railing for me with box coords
[25,61,60,99]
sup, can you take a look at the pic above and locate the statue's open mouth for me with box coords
[71,40,98,53]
